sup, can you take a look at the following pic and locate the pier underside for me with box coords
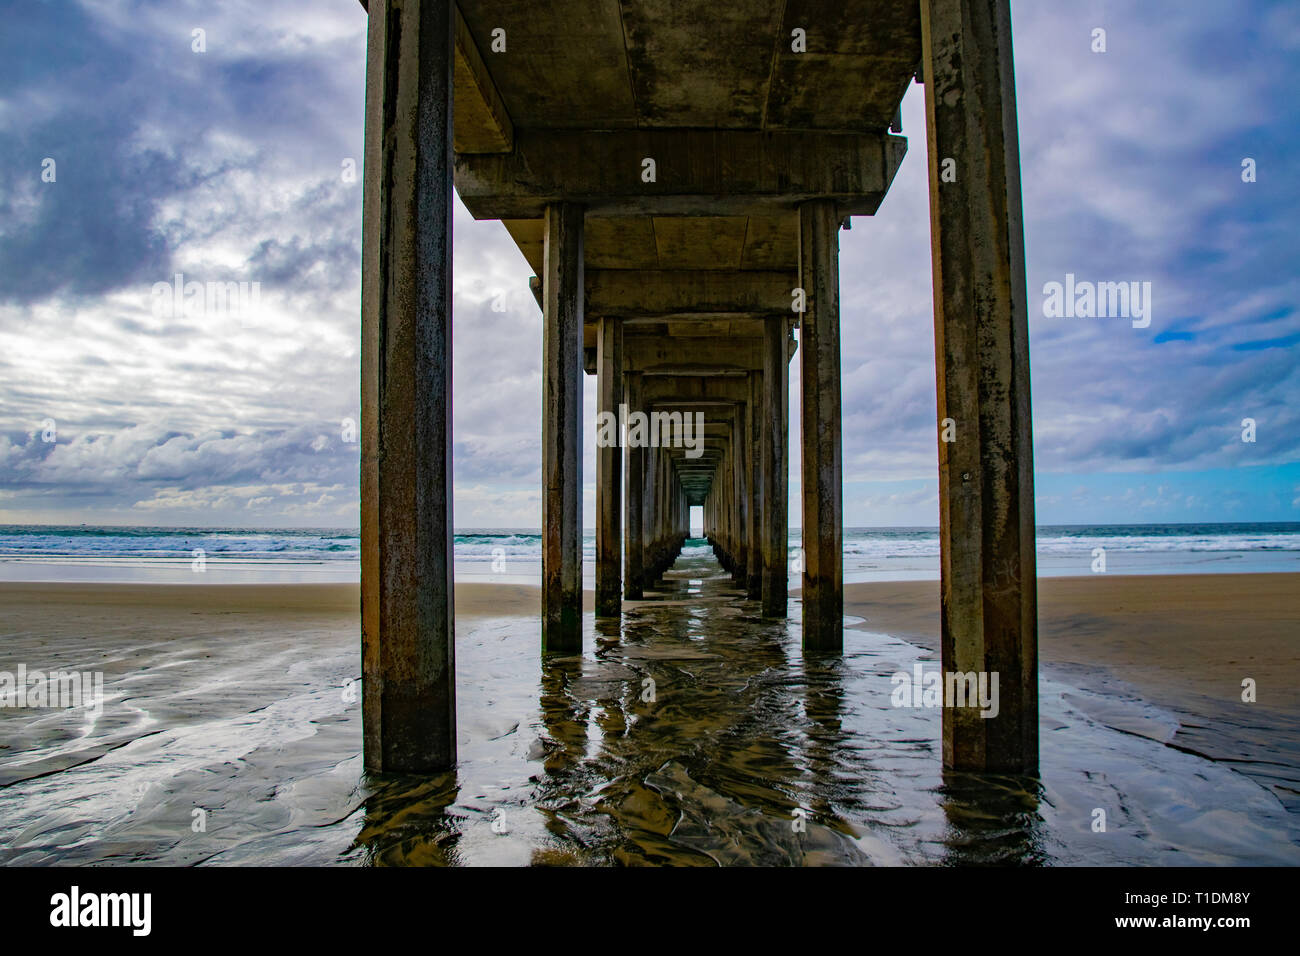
[359,0,1038,776]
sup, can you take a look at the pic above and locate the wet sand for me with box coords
[0,566,1297,865]
[841,574,1300,814]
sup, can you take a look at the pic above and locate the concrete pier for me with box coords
[732,406,748,586]
[624,371,645,600]
[799,199,844,650]
[746,371,762,600]
[359,0,456,773]
[358,0,1039,775]
[761,316,790,618]
[921,0,1039,772]
[595,316,623,617]
[541,202,585,650]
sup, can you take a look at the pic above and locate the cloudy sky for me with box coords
[1,0,1297,529]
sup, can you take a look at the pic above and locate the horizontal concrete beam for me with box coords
[532,272,802,322]
[622,318,775,337]
[643,377,753,403]
[457,129,906,218]
[667,439,730,452]
[624,335,763,373]
[675,454,724,463]
[589,270,797,317]
[643,405,738,417]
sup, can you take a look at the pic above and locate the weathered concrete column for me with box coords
[709,477,716,541]
[799,199,844,651]
[683,485,689,544]
[595,317,623,617]
[542,201,585,650]
[732,412,747,584]
[624,371,644,599]
[747,371,762,599]
[707,476,717,541]
[656,451,666,571]
[643,445,658,586]
[921,0,1038,773]
[761,317,789,618]
[360,0,455,773]
[654,450,667,575]
[648,448,659,574]
[719,441,732,572]
[665,456,677,566]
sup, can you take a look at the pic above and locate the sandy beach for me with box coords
[1,568,1297,864]
[842,573,1300,814]
[841,573,1300,713]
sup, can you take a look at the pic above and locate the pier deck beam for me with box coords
[595,316,623,617]
[455,129,905,219]
[542,201,585,650]
[761,317,789,618]
[921,0,1039,772]
[799,199,844,651]
[360,0,456,773]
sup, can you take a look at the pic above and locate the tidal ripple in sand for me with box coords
[1,545,1297,865]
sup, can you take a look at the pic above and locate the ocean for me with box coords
[1,522,1298,584]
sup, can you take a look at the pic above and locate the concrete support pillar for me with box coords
[719,441,732,572]
[541,201,585,650]
[644,446,658,587]
[714,449,725,570]
[649,449,658,575]
[360,0,456,773]
[746,371,762,599]
[678,484,686,545]
[799,199,844,651]
[733,413,747,585]
[761,317,789,618]
[595,317,622,617]
[708,480,714,542]
[624,371,644,600]
[666,456,674,557]
[657,452,665,561]
[921,0,1038,772]
[676,486,686,546]
[669,457,679,563]
[659,451,669,573]
[657,452,669,573]
[654,449,663,579]
[711,448,721,566]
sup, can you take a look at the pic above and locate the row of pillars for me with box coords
[698,199,840,644]
[556,257,693,648]
[570,197,841,651]
[593,333,691,622]
[695,322,793,622]
[360,0,1037,775]
[567,203,841,647]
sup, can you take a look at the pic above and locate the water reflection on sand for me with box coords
[1,544,1297,865]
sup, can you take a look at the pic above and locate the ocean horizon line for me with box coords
[4,521,1300,533]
